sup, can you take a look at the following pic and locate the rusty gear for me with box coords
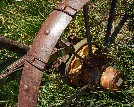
[65,38,110,87]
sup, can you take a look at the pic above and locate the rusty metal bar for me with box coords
[0,36,29,56]
[83,3,92,55]
[18,10,72,107]
[0,56,25,80]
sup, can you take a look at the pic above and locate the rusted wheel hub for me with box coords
[65,39,123,91]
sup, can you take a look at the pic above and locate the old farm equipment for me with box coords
[0,0,132,106]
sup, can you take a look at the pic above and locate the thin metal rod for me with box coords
[108,13,129,45]
[83,4,92,55]
[104,0,117,48]
[74,92,82,106]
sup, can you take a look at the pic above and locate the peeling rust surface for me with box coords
[18,10,72,107]
[62,0,89,12]
[65,39,110,87]
[18,62,43,107]
[18,0,89,107]
[100,66,122,91]
[54,3,77,16]
[28,10,72,65]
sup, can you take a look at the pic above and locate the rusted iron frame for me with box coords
[83,3,92,55]
[104,0,117,50]
[108,13,129,46]
[17,9,75,106]
[0,34,82,82]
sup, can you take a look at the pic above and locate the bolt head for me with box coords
[44,30,50,35]
[24,84,28,91]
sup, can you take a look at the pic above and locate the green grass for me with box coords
[0,0,133,107]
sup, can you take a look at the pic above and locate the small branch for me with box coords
[0,36,30,56]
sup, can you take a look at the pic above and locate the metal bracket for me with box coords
[25,54,46,71]
[54,3,77,16]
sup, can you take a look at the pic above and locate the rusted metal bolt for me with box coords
[100,66,123,91]
[44,30,50,35]
[24,84,28,91]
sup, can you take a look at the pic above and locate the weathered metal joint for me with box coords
[100,66,122,91]
[25,54,46,71]
[54,3,77,16]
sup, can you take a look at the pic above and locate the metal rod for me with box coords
[108,13,129,45]
[0,36,30,56]
[104,0,117,49]
[83,4,92,55]
[74,93,82,106]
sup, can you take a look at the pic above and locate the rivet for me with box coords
[24,84,28,91]
[44,30,50,35]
